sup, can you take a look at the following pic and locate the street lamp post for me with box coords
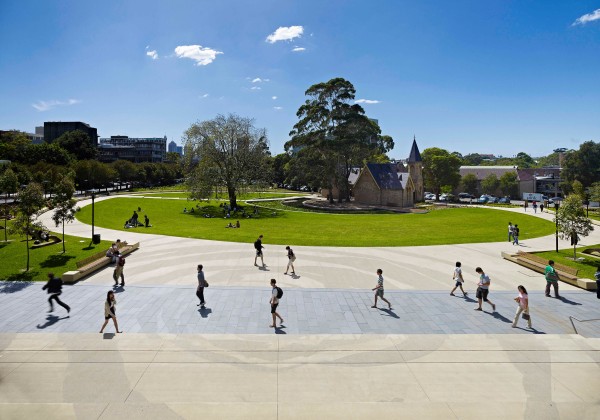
[555,201,560,253]
[91,191,96,239]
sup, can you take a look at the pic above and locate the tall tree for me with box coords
[184,114,271,208]
[55,130,98,160]
[460,173,479,195]
[10,183,46,271]
[562,141,600,187]
[286,78,393,203]
[422,148,461,199]
[481,174,500,195]
[51,175,78,253]
[589,182,600,203]
[499,172,519,198]
[555,194,594,259]
[0,168,19,241]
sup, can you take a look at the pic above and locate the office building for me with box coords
[168,140,183,155]
[44,121,98,146]
[98,136,167,163]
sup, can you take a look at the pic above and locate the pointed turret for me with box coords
[407,136,422,162]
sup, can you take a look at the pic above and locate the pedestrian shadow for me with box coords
[112,284,125,293]
[290,273,300,279]
[258,266,270,271]
[378,308,400,319]
[198,307,212,318]
[274,325,287,334]
[513,326,546,334]
[103,333,116,339]
[490,312,512,324]
[0,281,33,294]
[36,314,69,329]
[557,296,582,306]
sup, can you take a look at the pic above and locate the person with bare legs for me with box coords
[372,269,392,309]
[450,262,468,297]
[100,291,122,333]
[284,246,296,275]
[254,235,265,267]
[269,279,284,327]
[474,267,496,312]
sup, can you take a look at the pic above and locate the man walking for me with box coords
[544,260,560,298]
[196,264,207,308]
[113,253,126,286]
[508,222,514,242]
[269,279,284,327]
[371,269,392,309]
[284,246,296,275]
[254,235,265,267]
[450,261,468,297]
[42,273,70,314]
[512,224,520,246]
[474,267,496,312]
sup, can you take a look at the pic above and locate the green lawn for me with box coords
[0,221,113,281]
[75,197,555,247]
[535,244,600,280]
[129,191,309,200]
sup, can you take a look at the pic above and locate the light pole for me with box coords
[91,190,96,240]
[555,201,560,252]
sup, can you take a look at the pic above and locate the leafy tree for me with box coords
[589,182,600,203]
[51,175,78,253]
[10,183,46,271]
[463,153,483,166]
[572,180,585,198]
[481,174,500,195]
[286,78,393,203]
[536,152,559,168]
[514,152,535,168]
[55,130,98,160]
[422,148,461,199]
[0,130,29,161]
[271,153,291,186]
[460,173,478,195]
[111,160,137,189]
[73,160,117,191]
[562,141,600,187]
[184,114,271,208]
[0,168,19,241]
[555,194,594,259]
[499,172,519,198]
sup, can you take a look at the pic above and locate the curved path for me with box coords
[37,197,600,292]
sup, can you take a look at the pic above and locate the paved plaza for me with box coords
[1,198,599,419]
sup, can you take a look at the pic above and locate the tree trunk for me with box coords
[573,243,576,260]
[26,221,30,271]
[3,196,6,242]
[227,186,237,209]
[62,219,66,253]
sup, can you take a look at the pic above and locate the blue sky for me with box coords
[1,0,599,159]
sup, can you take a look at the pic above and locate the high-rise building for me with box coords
[98,136,167,163]
[44,121,98,146]
[168,140,183,155]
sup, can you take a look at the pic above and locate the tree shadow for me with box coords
[0,281,34,294]
[39,254,75,268]
[5,271,39,282]
[36,314,69,329]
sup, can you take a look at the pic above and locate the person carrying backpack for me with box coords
[113,253,126,286]
[269,278,284,328]
[254,235,265,267]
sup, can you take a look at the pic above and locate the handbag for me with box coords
[204,280,209,288]
[522,313,530,321]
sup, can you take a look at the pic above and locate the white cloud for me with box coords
[273,106,283,110]
[272,96,277,100]
[266,25,304,43]
[199,93,209,98]
[250,86,261,90]
[292,46,306,52]
[174,45,223,66]
[32,99,81,112]
[146,50,158,60]
[355,99,381,104]
[573,9,600,25]
[252,77,270,83]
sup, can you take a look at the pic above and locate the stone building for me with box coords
[353,139,424,207]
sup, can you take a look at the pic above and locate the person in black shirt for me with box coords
[42,273,70,314]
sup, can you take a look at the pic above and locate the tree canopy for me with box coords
[562,141,600,187]
[422,147,461,198]
[555,194,594,259]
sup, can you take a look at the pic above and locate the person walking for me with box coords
[512,224,520,246]
[450,262,468,297]
[284,246,296,275]
[42,273,70,314]
[196,264,208,308]
[144,215,150,227]
[508,222,514,242]
[269,279,284,327]
[371,269,392,309]
[474,267,496,312]
[540,203,545,213]
[99,291,122,333]
[113,252,126,286]
[511,285,532,329]
[544,260,560,298]
[254,235,265,267]
[532,201,537,213]
[524,201,528,212]
[595,265,600,299]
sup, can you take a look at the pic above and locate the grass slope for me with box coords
[0,221,113,281]
[75,197,555,247]
[535,244,600,280]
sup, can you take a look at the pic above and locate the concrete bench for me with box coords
[501,251,596,291]
[62,242,139,284]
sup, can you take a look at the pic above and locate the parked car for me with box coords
[458,193,475,199]
[425,193,436,200]
[439,193,455,202]
[478,195,490,203]
[487,196,499,203]
[498,197,511,204]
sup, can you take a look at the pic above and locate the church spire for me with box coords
[407,137,422,162]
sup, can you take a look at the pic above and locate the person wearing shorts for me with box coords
[474,267,495,312]
[269,279,284,327]
[371,269,392,309]
[254,235,265,267]
[450,262,468,297]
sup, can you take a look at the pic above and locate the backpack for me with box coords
[118,256,126,267]
[276,286,283,299]
[254,240,261,250]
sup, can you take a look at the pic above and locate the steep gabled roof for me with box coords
[407,137,422,162]
[365,163,404,190]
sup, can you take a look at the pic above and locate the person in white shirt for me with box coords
[450,262,468,297]
[474,267,496,312]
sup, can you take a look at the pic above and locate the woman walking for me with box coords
[284,246,296,275]
[512,285,532,329]
[196,264,208,309]
[100,291,122,333]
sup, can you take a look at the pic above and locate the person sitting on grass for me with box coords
[236,220,240,228]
